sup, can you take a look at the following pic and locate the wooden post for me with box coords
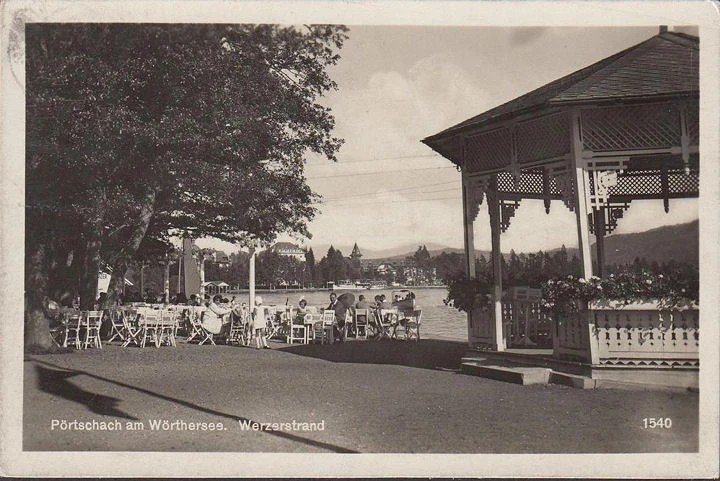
[140,264,145,299]
[462,180,477,346]
[199,256,206,297]
[570,109,593,279]
[462,180,477,279]
[248,246,256,315]
[163,260,170,303]
[487,179,505,351]
[594,208,605,278]
[177,254,182,294]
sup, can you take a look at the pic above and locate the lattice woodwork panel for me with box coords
[610,171,662,196]
[582,103,681,151]
[516,111,570,163]
[517,171,544,194]
[496,171,516,192]
[549,176,563,196]
[687,102,699,146]
[495,171,544,195]
[668,171,699,194]
[465,128,512,173]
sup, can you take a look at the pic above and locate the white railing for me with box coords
[554,300,699,367]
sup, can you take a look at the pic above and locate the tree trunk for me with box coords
[105,189,156,307]
[78,188,108,310]
[78,231,103,310]
[24,242,57,351]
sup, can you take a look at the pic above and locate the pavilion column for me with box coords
[248,246,256,315]
[177,254,182,294]
[199,256,206,297]
[461,180,477,278]
[462,178,477,347]
[570,109,594,279]
[163,260,170,303]
[487,178,505,351]
[594,209,606,278]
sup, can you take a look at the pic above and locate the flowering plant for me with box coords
[541,270,698,317]
[446,276,493,313]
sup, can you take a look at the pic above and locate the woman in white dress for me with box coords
[252,296,270,349]
[203,294,232,336]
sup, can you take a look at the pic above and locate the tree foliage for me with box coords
[24,23,348,350]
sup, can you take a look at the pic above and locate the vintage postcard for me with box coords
[1,0,718,478]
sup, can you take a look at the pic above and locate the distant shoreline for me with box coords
[229,285,448,294]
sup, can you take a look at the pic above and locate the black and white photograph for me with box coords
[1,0,718,478]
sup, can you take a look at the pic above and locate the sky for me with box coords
[197,26,699,256]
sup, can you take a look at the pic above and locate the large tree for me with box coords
[25,24,347,350]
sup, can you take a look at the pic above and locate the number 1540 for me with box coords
[643,417,672,429]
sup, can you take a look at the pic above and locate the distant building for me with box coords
[350,243,362,261]
[212,250,230,266]
[202,281,230,295]
[270,242,306,262]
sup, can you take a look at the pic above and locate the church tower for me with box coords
[350,242,362,262]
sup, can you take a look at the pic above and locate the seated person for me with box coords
[295,298,310,323]
[392,291,416,313]
[378,294,393,310]
[354,294,371,323]
[202,294,232,336]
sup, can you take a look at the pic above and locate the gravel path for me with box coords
[24,339,698,453]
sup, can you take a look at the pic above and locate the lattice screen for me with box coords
[668,170,699,194]
[516,111,570,164]
[465,128,511,173]
[608,170,662,196]
[581,103,681,151]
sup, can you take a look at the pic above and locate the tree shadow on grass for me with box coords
[29,359,357,453]
[35,364,138,420]
[277,338,467,371]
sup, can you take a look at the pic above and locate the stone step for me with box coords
[461,361,551,385]
[548,371,596,389]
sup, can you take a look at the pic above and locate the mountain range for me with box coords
[309,220,698,266]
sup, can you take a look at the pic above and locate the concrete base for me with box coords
[548,371,596,389]
[590,368,699,390]
[461,350,699,391]
[462,361,550,385]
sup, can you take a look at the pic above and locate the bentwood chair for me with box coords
[121,308,142,347]
[227,309,249,346]
[63,311,84,349]
[107,309,127,343]
[286,308,307,344]
[353,308,370,340]
[138,307,162,348]
[158,309,178,346]
[312,310,335,344]
[376,308,398,341]
[195,310,216,346]
[84,310,104,349]
[395,309,422,341]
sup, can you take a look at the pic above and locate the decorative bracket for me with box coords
[546,161,575,212]
[499,199,520,233]
[464,176,491,222]
[584,157,630,210]
[588,202,631,235]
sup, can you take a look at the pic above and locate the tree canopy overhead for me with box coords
[25,23,348,349]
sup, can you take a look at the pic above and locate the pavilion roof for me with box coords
[422,32,698,157]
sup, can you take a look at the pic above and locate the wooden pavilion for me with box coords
[422,30,699,381]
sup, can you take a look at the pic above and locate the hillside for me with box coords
[598,220,698,266]
[357,220,698,266]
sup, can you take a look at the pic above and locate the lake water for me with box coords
[242,287,468,342]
